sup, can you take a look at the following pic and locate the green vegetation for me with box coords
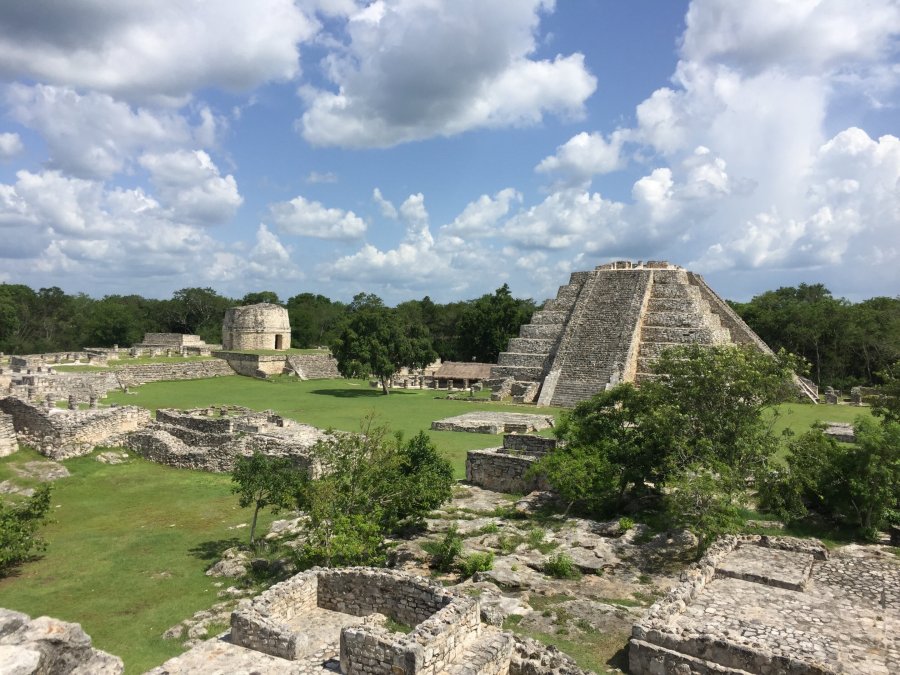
[231,453,302,545]
[105,376,554,478]
[424,525,463,572]
[293,423,453,567]
[457,551,494,578]
[0,452,275,673]
[331,294,437,395]
[543,552,580,579]
[0,484,52,575]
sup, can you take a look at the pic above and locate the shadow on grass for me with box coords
[188,537,243,562]
[309,388,419,399]
[608,644,630,673]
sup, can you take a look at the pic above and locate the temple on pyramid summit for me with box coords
[491,260,780,408]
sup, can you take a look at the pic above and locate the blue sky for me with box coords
[0,0,898,304]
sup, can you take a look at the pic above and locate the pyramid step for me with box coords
[506,338,554,354]
[490,365,544,381]
[520,324,564,339]
[648,297,697,313]
[439,629,514,675]
[650,284,701,300]
[530,310,568,325]
[643,310,706,328]
[496,352,549,369]
[638,342,692,358]
[650,269,690,284]
[640,326,718,345]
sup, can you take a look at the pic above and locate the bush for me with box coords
[618,517,635,531]
[544,552,581,580]
[0,484,53,575]
[458,551,494,578]
[425,525,463,572]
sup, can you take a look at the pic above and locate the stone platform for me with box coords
[431,412,554,434]
[630,536,899,675]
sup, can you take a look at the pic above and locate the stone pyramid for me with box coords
[492,261,776,408]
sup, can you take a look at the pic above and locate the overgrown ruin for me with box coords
[492,261,776,407]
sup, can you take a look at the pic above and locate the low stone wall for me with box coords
[501,434,556,456]
[231,568,480,675]
[286,353,341,379]
[0,412,17,457]
[630,535,832,675]
[215,351,288,378]
[466,448,549,494]
[114,359,232,387]
[0,396,150,459]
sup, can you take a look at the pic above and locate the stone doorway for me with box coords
[275,334,283,350]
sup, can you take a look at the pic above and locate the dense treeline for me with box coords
[1,280,895,387]
[0,282,535,365]
[730,284,899,388]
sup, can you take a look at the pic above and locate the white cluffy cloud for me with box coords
[0,132,23,159]
[6,85,221,179]
[138,150,242,225]
[299,0,596,147]
[0,0,317,102]
[535,131,626,182]
[270,195,367,240]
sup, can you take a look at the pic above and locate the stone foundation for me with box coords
[125,406,326,473]
[630,535,898,675]
[0,396,150,459]
[465,434,556,494]
[0,411,16,457]
[431,412,554,435]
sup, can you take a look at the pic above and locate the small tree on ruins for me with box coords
[231,453,302,547]
[330,293,436,394]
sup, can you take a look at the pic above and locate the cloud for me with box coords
[305,170,338,184]
[6,84,205,179]
[0,132,22,160]
[372,188,397,219]
[270,195,366,240]
[535,131,625,181]
[441,188,521,238]
[139,150,242,225]
[0,0,317,102]
[298,0,596,147]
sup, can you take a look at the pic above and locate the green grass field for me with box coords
[0,450,273,673]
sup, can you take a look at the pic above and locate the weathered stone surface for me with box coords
[222,303,291,351]
[630,535,899,675]
[206,548,251,578]
[432,412,554,435]
[492,261,775,408]
[96,451,129,464]
[0,609,123,675]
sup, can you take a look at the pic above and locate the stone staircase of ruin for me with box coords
[541,268,652,408]
[491,272,589,386]
[633,269,732,382]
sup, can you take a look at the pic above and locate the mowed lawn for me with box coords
[0,449,273,673]
[105,375,560,477]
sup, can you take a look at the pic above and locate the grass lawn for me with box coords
[104,376,562,477]
[769,402,873,436]
[0,450,272,673]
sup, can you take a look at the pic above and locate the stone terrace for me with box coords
[430,412,554,435]
[630,535,899,675]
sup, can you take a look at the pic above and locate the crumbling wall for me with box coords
[0,397,150,459]
[465,434,554,494]
[0,412,18,457]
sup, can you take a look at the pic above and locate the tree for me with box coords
[455,284,536,362]
[286,293,347,348]
[167,287,233,342]
[0,484,52,575]
[294,420,453,567]
[761,419,900,539]
[231,453,303,546]
[331,293,436,394]
[241,291,281,306]
[532,345,798,551]
[872,361,900,424]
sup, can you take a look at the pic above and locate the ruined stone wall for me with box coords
[0,397,150,459]
[501,434,557,456]
[466,448,550,494]
[114,359,233,387]
[688,272,774,354]
[286,353,341,379]
[216,352,288,378]
[222,303,291,351]
[154,408,235,433]
[230,573,319,659]
[139,333,203,347]
[0,412,18,457]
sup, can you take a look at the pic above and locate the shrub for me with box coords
[458,551,494,578]
[618,517,635,531]
[543,552,581,580]
[425,525,462,572]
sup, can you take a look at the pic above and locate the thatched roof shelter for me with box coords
[432,362,494,381]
